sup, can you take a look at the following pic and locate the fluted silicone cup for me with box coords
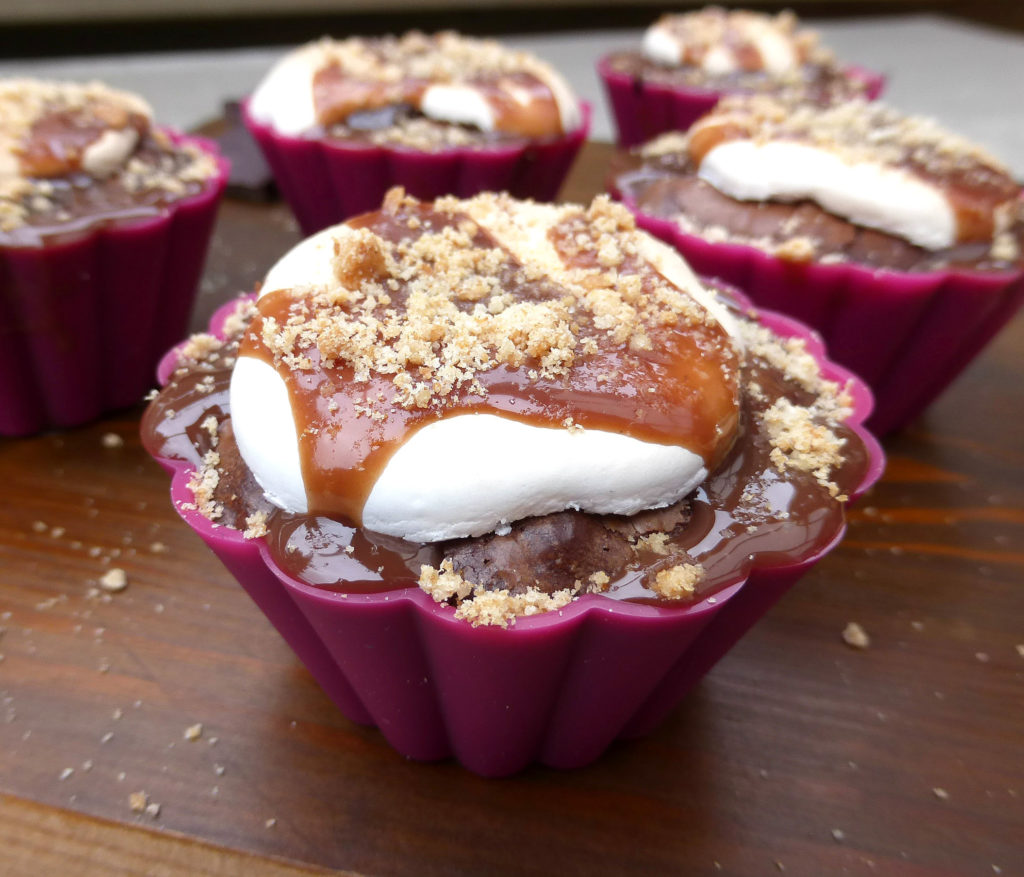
[242,100,591,235]
[618,198,1024,436]
[145,291,884,776]
[597,55,886,147]
[0,133,229,437]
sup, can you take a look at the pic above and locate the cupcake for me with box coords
[243,32,590,234]
[612,96,1024,435]
[141,189,882,776]
[0,79,228,437]
[598,7,884,147]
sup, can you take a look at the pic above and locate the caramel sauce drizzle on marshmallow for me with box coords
[239,190,741,524]
[308,32,567,139]
[687,96,1021,247]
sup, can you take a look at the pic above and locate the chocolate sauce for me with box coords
[141,293,869,606]
[1,134,209,249]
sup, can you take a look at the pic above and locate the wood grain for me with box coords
[1,142,1022,877]
[0,793,346,876]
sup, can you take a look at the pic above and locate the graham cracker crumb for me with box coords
[98,568,128,592]
[636,531,672,555]
[419,559,474,603]
[419,559,576,627]
[128,791,149,812]
[184,723,203,741]
[454,586,576,628]
[101,432,124,448]
[842,621,870,649]
[650,563,704,600]
[774,236,817,263]
[243,511,269,540]
[186,451,224,522]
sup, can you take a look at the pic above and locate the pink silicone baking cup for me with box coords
[145,293,883,776]
[619,196,1024,435]
[242,100,591,235]
[0,133,229,437]
[597,55,886,147]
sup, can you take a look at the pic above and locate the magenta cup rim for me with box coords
[240,97,593,162]
[0,128,230,251]
[152,285,885,635]
[595,52,887,105]
[616,190,1024,286]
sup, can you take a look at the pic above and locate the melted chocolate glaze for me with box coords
[141,295,869,606]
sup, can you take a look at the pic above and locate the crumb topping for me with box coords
[247,190,736,419]
[0,78,218,233]
[648,8,829,71]
[650,563,705,600]
[419,559,576,627]
[738,318,852,495]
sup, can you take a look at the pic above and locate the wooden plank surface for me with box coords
[1,142,1022,877]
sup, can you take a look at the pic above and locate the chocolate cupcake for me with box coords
[612,96,1024,435]
[0,79,228,436]
[243,32,589,234]
[142,189,882,775]
[598,7,884,147]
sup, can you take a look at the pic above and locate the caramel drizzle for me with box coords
[15,104,148,178]
[312,65,563,139]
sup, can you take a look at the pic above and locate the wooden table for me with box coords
[1,143,1022,877]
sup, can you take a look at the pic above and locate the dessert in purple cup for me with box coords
[141,189,883,776]
[612,96,1024,436]
[243,32,589,235]
[0,79,228,437]
[598,7,884,148]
